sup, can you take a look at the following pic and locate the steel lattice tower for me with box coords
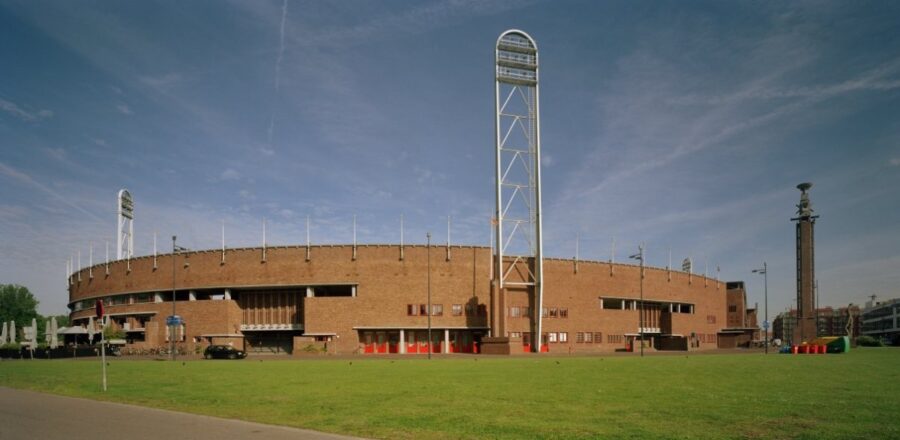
[493,30,544,352]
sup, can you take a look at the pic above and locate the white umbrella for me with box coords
[1,322,7,344]
[9,321,15,344]
[87,316,96,342]
[30,318,38,347]
[45,319,51,344]
[50,317,59,349]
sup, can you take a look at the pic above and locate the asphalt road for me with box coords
[0,387,365,440]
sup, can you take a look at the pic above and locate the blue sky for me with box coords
[1,1,898,317]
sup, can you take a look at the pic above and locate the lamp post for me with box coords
[629,244,644,357]
[426,232,432,360]
[752,262,768,354]
[171,236,189,361]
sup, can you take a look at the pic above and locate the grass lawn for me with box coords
[1,349,898,439]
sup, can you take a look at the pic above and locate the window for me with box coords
[542,307,549,318]
[707,315,716,324]
[509,332,522,338]
[452,304,463,316]
[419,304,428,316]
[576,332,585,343]
[594,332,603,343]
[728,305,737,313]
[602,298,624,310]
[550,308,558,318]
[584,332,593,343]
[559,332,568,343]
[607,334,623,344]
[548,332,557,343]
[509,306,521,318]
[522,307,530,317]
[407,304,418,316]
[432,304,443,316]
[559,308,568,318]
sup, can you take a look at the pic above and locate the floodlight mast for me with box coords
[494,30,544,352]
[117,189,134,260]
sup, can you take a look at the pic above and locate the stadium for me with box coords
[66,244,730,355]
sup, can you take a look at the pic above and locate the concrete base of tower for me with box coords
[480,336,519,355]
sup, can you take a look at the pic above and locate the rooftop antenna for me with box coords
[117,189,134,260]
[89,243,93,279]
[610,236,616,276]
[262,218,267,262]
[574,232,579,274]
[153,231,158,269]
[77,250,81,282]
[305,215,311,261]
[399,214,405,261]
[352,215,357,260]
[104,241,109,275]
[221,220,226,264]
[446,215,451,261]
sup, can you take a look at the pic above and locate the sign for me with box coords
[166,315,183,326]
[763,320,770,330]
[95,299,104,318]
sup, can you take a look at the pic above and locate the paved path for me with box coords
[0,387,366,440]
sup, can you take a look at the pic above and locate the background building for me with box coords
[862,297,900,345]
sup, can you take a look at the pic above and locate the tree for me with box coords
[0,285,39,338]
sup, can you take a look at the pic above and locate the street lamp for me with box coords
[752,262,768,354]
[629,244,644,357]
[426,232,432,360]
[171,236,189,361]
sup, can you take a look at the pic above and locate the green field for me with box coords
[1,349,898,439]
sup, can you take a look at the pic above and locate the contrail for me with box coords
[267,0,289,150]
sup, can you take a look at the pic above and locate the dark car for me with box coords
[203,345,247,360]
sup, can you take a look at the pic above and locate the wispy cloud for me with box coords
[0,97,53,122]
[265,0,289,153]
[890,158,900,167]
[116,103,133,115]
[0,161,104,222]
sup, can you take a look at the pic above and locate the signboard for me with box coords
[763,320,770,330]
[166,315,183,326]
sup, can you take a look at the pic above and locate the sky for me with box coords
[1,0,899,317]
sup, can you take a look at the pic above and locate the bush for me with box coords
[857,335,884,347]
[301,344,324,353]
[0,343,20,350]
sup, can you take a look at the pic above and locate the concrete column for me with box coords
[224,289,231,300]
[399,329,406,354]
[621,300,625,310]
[351,286,357,297]
[189,291,196,301]
[306,287,314,298]
[154,293,163,303]
[444,329,450,354]
[599,298,604,310]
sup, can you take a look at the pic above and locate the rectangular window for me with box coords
[432,304,443,316]
[548,332,558,343]
[559,308,568,318]
[728,305,737,313]
[407,304,418,316]
[602,298,624,309]
[559,332,568,343]
[576,332,585,343]
[509,306,521,318]
[594,332,603,343]
[522,307,530,317]
[550,307,558,318]
[452,304,463,316]
[584,332,593,343]
[542,307,549,318]
[419,304,428,316]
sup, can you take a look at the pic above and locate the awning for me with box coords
[58,326,88,335]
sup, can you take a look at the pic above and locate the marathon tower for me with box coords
[490,30,544,353]
[792,183,818,344]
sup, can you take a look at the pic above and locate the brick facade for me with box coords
[68,245,727,354]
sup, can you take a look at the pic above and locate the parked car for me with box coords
[203,345,247,360]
